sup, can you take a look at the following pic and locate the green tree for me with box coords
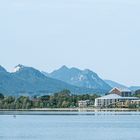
[0,93,4,100]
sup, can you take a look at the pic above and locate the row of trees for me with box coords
[0,90,99,109]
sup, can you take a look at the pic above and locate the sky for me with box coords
[0,0,140,86]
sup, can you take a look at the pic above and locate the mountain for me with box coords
[104,80,140,91]
[42,71,50,77]
[104,80,128,89]
[0,65,104,96]
[0,66,28,95]
[0,65,7,73]
[129,86,140,91]
[1,64,139,95]
[48,65,111,92]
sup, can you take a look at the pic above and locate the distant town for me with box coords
[0,87,140,110]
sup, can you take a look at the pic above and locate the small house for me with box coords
[78,100,90,108]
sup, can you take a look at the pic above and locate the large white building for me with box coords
[95,88,139,108]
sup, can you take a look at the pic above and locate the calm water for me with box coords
[0,112,140,140]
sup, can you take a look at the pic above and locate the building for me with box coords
[131,100,140,107]
[94,94,139,108]
[78,100,90,108]
[109,87,132,97]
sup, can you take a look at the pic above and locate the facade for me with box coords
[109,87,132,97]
[131,100,140,107]
[94,94,139,108]
[78,100,90,108]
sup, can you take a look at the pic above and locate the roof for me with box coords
[109,87,131,93]
[96,94,122,99]
[96,94,139,100]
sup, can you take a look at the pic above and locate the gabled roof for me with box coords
[109,87,131,93]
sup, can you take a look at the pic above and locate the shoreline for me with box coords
[1,108,140,115]
[0,108,140,112]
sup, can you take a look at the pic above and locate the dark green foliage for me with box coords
[0,90,100,109]
[0,93,4,100]
[128,104,137,109]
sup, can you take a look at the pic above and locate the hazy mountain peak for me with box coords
[84,69,95,74]
[13,64,25,72]
[13,64,40,73]
[49,66,111,91]
[60,65,69,70]
[12,64,46,80]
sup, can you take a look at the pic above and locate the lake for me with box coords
[0,112,140,140]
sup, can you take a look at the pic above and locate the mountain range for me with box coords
[0,65,111,96]
[104,80,140,91]
[44,65,111,91]
[0,64,139,96]
[104,80,129,89]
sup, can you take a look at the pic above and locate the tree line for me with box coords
[0,90,99,109]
